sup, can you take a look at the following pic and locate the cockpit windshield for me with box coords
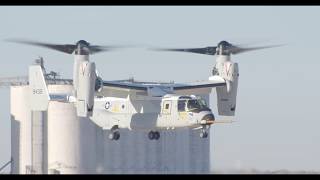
[187,99,204,110]
[178,96,210,113]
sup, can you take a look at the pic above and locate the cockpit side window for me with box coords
[187,99,202,110]
[199,98,208,107]
[178,96,192,112]
[178,100,186,112]
[177,96,211,113]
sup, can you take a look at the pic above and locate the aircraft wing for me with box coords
[103,80,148,91]
[171,77,226,95]
[101,80,171,97]
[101,76,226,96]
[172,81,226,91]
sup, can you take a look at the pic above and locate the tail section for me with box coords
[29,65,50,111]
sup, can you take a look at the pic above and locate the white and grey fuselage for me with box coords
[90,94,215,131]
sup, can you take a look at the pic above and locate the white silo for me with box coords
[10,86,32,174]
[47,84,98,174]
[47,84,81,174]
[10,84,211,174]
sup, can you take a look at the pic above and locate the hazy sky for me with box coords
[0,6,320,172]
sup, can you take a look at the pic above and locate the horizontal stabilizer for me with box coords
[49,93,75,103]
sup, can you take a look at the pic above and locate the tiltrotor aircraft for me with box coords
[7,39,280,141]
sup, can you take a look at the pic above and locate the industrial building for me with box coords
[7,60,212,174]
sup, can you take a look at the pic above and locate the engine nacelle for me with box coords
[211,60,239,116]
[76,61,96,117]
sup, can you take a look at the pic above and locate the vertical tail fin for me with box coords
[29,65,50,111]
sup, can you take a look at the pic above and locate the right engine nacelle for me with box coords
[76,61,96,117]
[211,61,239,116]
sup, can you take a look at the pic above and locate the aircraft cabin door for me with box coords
[161,100,172,127]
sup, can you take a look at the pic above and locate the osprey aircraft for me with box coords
[8,39,280,141]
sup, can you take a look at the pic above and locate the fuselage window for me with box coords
[178,100,186,112]
[162,100,171,114]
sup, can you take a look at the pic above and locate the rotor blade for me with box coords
[152,46,217,56]
[89,45,136,54]
[5,38,76,54]
[230,44,285,55]
[89,45,111,54]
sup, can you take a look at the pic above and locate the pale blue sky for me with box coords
[0,6,320,172]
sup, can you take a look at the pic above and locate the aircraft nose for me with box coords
[201,114,215,125]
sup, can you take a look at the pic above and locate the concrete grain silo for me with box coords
[10,86,32,174]
[47,84,105,174]
[10,83,211,174]
[46,85,82,174]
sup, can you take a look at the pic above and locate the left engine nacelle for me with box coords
[76,61,96,117]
